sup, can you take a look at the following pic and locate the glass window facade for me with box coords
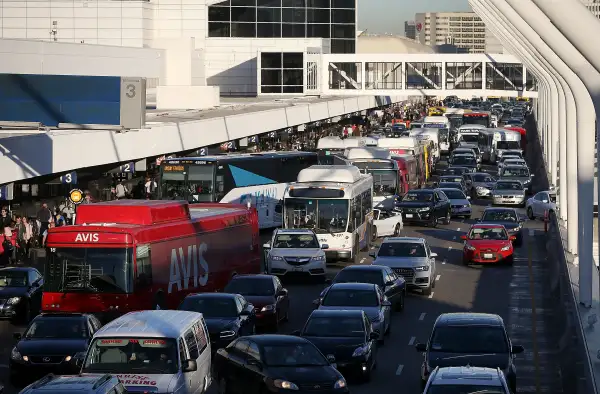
[261,52,304,93]
[208,0,356,53]
[445,62,483,90]
[486,63,524,90]
[405,62,442,90]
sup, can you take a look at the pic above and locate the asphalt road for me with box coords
[0,159,561,394]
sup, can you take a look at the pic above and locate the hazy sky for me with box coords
[357,0,471,34]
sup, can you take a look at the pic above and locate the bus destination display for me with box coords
[163,165,185,172]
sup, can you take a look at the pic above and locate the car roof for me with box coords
[275,229,315,234]
[382,236,425,244]
[431,366,503,386]
[185,292,237,300]
[36,313,89,319]
[436,312,504,327]
[231,274,274,280]
[328,282,377,291]
[309,309,365,318]
[483,207,517,212]
[439,188,465,195]
[24,374,118,393]
[246,334,311,345]
[440,175,463,178]
[470,223,506,229]
[340,265,386,272]
[406,189,434,193]
[95,310,203,338]
[0,266,35,272]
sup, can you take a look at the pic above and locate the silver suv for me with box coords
[370,237,437,295]
[264,229,327,281]
[424,366,510,394]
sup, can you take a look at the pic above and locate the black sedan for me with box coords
[441,166,471,176]
[0,267,44,322]
[395,189,452,227]
[178,292,256,350]
[224,274,290,332]
[317,265,405,311]
[214,335,349,394]
[295,310,378,381]
[480,207,524,246]
[9,313,101,385]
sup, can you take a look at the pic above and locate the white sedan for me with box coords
[373,209,403,237]
[526,190,557,219]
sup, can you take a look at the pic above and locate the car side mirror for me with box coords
[312,298,321,306]
[247,359,262,370]
[240,309,251,316]
[460,235,467,240]
[31,282,40,288]
[467,196,471,200]
[542,200,548,204]
[324,278,332,284]
[292,330,301,336]
[369,332,379,341]
[326,354,336,364]
[182,359,198,373]
[263,243,271,249]
[278,289,288,297]
[415,343,427,352]
[512,345,525,354]
[510,235,517,241]
[430,252,438,258]
[369,251,376,258]
[382,300,392,307]
[321,244,329,250]
[385,280,394,286]
[13,333,21,340]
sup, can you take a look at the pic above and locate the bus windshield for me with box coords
[366,170,397,197]
[458,133,479,144]
[284,198,349,234]
[45,248,133,294]
[462,115,489,127]
[160,164,215,202]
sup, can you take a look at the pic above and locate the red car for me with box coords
[461,224,516,265]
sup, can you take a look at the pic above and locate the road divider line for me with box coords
[442,259,446,264]
[428,292,434,299]
[436,274,441,281]
[419,312,426,321]
[395,364,404,375]
[359,258,365,264]
[408,336,416,346]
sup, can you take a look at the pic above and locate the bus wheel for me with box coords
[372,226,378,241]
[352,236,360,263]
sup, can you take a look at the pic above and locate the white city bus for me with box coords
[343,147,400,210]
[283,165,374,262]
[316,136,377,164]
[408,128,441,160]
[491,129,522,162]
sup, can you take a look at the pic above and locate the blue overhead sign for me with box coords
[60,172,77,184]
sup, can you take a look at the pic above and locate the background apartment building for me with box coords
[404,20,416,39]
[415,12,504,54]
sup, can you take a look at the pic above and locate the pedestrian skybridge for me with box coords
[257,52,538,99]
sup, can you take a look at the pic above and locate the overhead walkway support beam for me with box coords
[506,0,600,308]
[530,0,600,309]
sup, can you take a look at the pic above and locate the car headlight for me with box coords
[311,255,325,261]
[418,207,431,212]
[261,304,276,312]
[465,244,476,251]
[476,186,487,191]
[352,344,369,357]
[11,347,22,360]
[500,245,511,252]
[415,265,430,271]
[7,297,21,305]
[220,330,237,339]
[269,255,283,261]
[273,379,299,390]
[334,378,347,389]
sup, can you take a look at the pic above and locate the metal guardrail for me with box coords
[547,210,597,394]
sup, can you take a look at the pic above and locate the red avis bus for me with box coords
[504,126,527,152]
[42,200,260,321]
[462,112,491,127]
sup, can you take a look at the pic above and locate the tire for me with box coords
[527,207,535,220]
[429,215,438,228]
[385,319,391,335]
[422,285,432,296]
[393,223,401,237]
[395,292,405,312]
[20,301,31,324]
[372,226,378,242]
[218,377,230,394]
[506,256,514,266]
[443,210,451,225]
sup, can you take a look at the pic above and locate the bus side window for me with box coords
[179,338,188,364]
[135,245,152,288]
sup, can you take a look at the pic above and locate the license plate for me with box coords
[292,267,303,272]
[451,208,458,213]
[405,214,413,218]
[483,253,493,259]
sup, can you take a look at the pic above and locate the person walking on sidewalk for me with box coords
[36,203,52,246]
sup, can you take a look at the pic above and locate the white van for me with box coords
[80,310,211,394]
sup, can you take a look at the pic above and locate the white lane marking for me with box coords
[457,227,461,231]
[442,259,446,265]
[419,312,426,321]
[529,228,534,236]
[396,364,404,375]
[436,274,441,281]
[452,236,456,240]
[408,336,416,346]
[359,258,365,264]
[428,292,435,299]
